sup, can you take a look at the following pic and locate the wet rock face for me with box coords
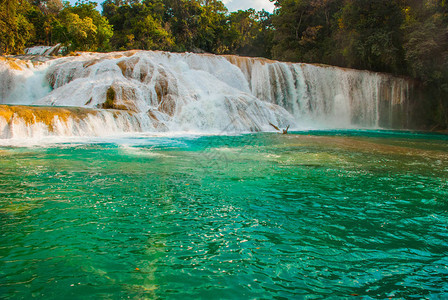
[102,87,118,109]
[0,105,93,126]
[21,50,292,132]
[0,104,96,138]
[0,57,25,71]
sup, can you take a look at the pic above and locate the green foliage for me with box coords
[53,1,113,52]
[1,0,274,56]
[402,2,448,85]
[0,0,35,54]
[226,9,273,57]
[62,12,98,51]
[334,0,405,73]
[0,0,112,54]
[67,1,113,51]
[103,0,174,50]
[271,0,342,63]
[101,0,272,55]
[401,0,448,128]
[270,0,446,79]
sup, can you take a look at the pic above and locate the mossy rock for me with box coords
[101,87,128,110]
[102,87,116,109]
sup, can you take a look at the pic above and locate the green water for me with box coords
[1,131,447,299]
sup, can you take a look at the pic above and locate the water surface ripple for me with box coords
[1,131,447,299]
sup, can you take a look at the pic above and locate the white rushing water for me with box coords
[0,50,411,139]
[0,59,51,105]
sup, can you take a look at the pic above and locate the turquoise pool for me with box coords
[1,131,447,298]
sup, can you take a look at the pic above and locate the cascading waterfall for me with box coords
[0,50,412,139]
[224,55,411,128]
[0,57,51,105]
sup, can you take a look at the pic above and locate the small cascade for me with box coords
[0,57,52,105]
[0,105,150,139]
[0,50,414,139]
[24,44,63,56]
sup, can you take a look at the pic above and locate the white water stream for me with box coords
[0,50,411,139]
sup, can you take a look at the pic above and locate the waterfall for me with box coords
[224,55,411,128]
[0,57,51,105]
[0,50,412,139]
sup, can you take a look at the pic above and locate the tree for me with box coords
[102,0,174,50]
[66,1,113,51]
[402,0,448,128]
[403,0,448,84]
[0,0,35,54]
[132,13,174,49]
[52,1,113,52]
[334,0,405,73]
[271,0,342,63]
[253,10,275,58]
[103,0,230,53]
[194,0,228,53]
[225,9,274,58]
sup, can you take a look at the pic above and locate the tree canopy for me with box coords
[2,0,445,82]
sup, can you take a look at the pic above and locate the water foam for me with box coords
[0,51,412,140]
